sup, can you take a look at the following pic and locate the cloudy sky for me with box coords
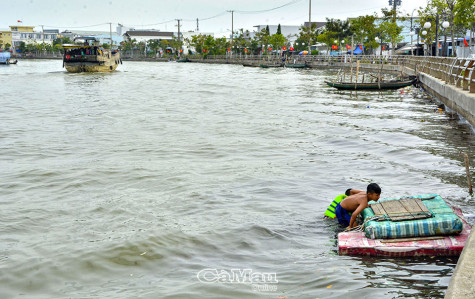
[2,0,428,34]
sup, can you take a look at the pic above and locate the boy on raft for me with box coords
[336,183,381,229]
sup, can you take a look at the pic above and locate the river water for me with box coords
[0,59,474,298]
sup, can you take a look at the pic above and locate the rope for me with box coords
[344,215,384,232]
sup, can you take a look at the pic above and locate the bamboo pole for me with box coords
[461,153,473,194]
[354,60,360,89]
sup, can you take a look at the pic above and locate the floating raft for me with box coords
[338,208,470,257]
[338,194,471,257]
[363,195,463,239]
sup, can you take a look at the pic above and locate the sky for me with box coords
[2,0,429,35]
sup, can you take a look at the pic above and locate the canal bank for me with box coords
[445,228,475,298]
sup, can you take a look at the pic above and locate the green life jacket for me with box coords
[324,194,347,218]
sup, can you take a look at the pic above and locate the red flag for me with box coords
[464,38,468,47]
[359,45,363,50]
[268,47,272,51]
[332,45,338,50]
[289,47,294,51]
[283,46,287,51]
[382,45,385,50]
[438,42,442,49]
[17,20,22,23]
[346,44,351,49]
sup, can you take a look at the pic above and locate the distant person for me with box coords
[336,183,381,229]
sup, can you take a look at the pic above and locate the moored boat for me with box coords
[259,63,283,68]
[284,63,307,68]
[63,38,121,73]
[325,77,416,90]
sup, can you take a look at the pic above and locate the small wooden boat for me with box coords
[325,78,416,90]
[284,63,307,68]
[259,63,282,68]
[176,57,190,63]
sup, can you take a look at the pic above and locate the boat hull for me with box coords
[325,79,415,90]
[259,64,282,68]
[64,62,119,73]
[284,63,307,68]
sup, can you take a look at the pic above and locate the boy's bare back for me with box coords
[340,191,368,212]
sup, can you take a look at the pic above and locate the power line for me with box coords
[43,22,110,29]
[235,0,303,14]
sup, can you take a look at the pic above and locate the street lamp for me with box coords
[424,22,431,29]
[409,31,415,55]
[441,20,450,56]
[375,36,382,56]
[421,30,428,56]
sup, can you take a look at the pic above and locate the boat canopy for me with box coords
[62,44,96,49]
[0,52,11,63]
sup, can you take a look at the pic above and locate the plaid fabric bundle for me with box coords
[363,194,463,239]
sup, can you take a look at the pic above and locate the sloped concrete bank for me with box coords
[418,73,475,128]
[445,228,475,298]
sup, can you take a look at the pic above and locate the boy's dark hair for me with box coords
[367,183,381,194]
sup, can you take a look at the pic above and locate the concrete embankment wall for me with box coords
[445,228,475,298]
[418,73,475,127]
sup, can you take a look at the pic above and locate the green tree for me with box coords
[18,41,26,53]
[454,0,475,47]
[269,31,286,51]
[254,27,270,54]
[298,22,319,51]
[379,8,405,54]
[349,14,378,53]
[53,36,72,46]
[233,29,248,54]
[189,34,209,55]
[277,24,282,35]
[148,39,161,56]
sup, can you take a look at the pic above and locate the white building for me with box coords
[10,25,57,48]
[123,30,175,44]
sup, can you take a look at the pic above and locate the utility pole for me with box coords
[309,0,311,26]
[176,19,182,56]
[40,25,45,56]
[389,0,401,55]
[227,10,234,55]
[196,18,199,32]
[109,22,113,48]
[435,14,439,56]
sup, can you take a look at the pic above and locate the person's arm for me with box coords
[348,202,367,228]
